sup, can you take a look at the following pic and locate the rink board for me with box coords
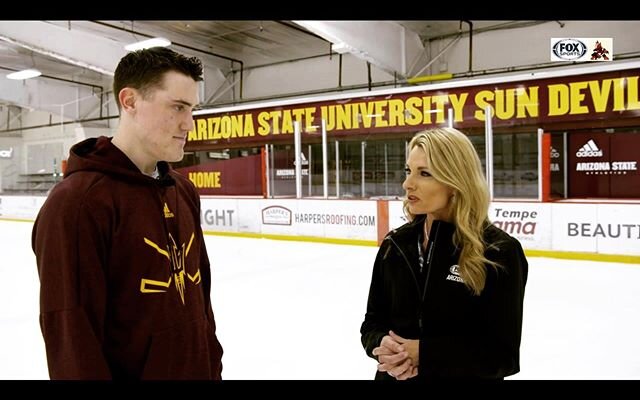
[1,195,639,256]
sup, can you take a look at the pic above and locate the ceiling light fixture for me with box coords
[124,37,172,52]
[6,68,42,80]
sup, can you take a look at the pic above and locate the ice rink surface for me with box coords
[2,219,639,380]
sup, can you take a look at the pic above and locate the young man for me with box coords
[32,47,223,380]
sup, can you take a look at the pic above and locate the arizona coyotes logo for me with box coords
[140,232,201,304]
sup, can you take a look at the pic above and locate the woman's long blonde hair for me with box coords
[403,128,496,295]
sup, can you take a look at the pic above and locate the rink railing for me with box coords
[1,195,639,263]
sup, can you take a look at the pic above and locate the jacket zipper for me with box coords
[388,222,440,330]
[388,236,421,298]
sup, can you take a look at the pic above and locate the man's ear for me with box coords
[118,88,137,114]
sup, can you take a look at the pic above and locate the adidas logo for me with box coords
[163,203,174,218]
[576,139,603,158]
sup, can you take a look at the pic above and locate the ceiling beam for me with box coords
[0,21,128,76]
[292,21,423,78]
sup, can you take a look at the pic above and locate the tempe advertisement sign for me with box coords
[389,201,551,250]
[489,203,551,250]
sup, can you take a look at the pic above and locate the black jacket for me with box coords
[361,214,527,380]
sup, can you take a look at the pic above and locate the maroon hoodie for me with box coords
[32,136,223,380]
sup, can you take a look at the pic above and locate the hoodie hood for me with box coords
[66,136,175,186]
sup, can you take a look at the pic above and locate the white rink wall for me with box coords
[1,195,639,256]
[393,200,640,256]
[0,196,46,220]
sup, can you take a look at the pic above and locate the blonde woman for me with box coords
[360,128,527,380]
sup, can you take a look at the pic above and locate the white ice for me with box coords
[2,219,639,380]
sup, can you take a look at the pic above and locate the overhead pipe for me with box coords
[288,21,548,86]
[252,51,335,70]
[198,54,640,109]
[406,73,453,84]
[9,54,640,133]
[90,21,245,99]
[274,21,330,43]
[7,59,640,136]
[427,21,548,43]
[462,20,473,73]
[1,64,105,121]
[0,65,103,92]
[0,115,118,134]
[338,54,343,88]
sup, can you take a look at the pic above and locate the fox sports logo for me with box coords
[553,39,587,60]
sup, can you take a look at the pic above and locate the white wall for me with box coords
[22,123,80,175]
[428,21,640,76]
[0,137,23,190]
[202,65,232,103]
[214,21,640,103]
[12,110,114,179]
[238,53,396,101]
